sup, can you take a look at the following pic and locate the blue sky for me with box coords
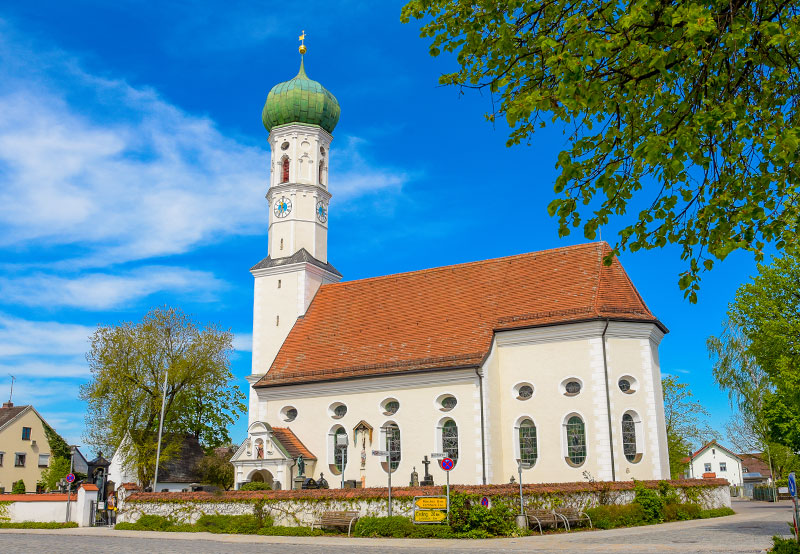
[0,1,761,451]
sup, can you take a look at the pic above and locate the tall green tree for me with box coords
[662,375,718,478]
[80,307,246,486]
[718,252,800,450]
[401,0,800,300]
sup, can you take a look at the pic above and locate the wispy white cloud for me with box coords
[232,332,253,352]
[0,266,225,310]
[0,359,88,379]
[0,313,93,357]
[331,136,411,200]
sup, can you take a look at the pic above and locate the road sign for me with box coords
[430,452,448,459]
[415,496,447,510]
[790,472,797,498]
[65,473,75,484]
[413,509,447,523]
[480,496,491,508]
[440,457,454,471]
[372,450,389,457]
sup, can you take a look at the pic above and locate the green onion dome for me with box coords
[262,59,340,134]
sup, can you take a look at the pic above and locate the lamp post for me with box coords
[152,365,169,493]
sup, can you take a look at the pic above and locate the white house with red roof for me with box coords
[683,440,744,486]
[231,49,671,489]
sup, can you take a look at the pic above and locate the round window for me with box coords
[282,407,297,422]
[384,400,399,415]
[565,381,582,395]
[518,385,534,399]
[441,396,457,410]
[333,404,347,418]
[281,141,290,150]
[619,378,631,392]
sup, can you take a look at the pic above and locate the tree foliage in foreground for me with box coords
[716,253,800,451]
[80,307,245,486]
[196,447,236,490]
[662,376,718,478]
[401,0,800,300]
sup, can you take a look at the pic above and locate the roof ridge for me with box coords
[325,242,607,289]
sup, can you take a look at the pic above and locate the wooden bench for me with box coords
[524,508,564,535]
[554,507,592,530]
[314,510,360,536]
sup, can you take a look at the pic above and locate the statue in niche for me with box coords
[256,441,264,460]
[297,455,305,477]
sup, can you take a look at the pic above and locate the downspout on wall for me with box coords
[475,367,487,485]
[601,319,616,481]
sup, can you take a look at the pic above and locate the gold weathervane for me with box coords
[298,30,307,55]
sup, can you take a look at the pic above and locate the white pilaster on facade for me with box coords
[589,337,614,481]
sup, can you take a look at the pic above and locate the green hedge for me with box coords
[352,516,493,539]
[586,504,647,529]
[0,521,79,529]
[771,536,800,553]
[257,526,324,536]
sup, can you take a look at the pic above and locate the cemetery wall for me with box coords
[118,479,730,527]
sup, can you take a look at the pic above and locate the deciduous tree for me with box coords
[662,376,717,478]
[80,307,245,486]
[401,0,800,300]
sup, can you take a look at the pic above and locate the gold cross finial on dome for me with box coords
[298,30,307,55]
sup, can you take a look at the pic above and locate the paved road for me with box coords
[0,499,793,553]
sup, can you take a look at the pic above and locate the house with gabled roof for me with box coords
[0,401,55,492]
[683,440,743,486]
[232,50,671,489]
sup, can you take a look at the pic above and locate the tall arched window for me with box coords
[565,415,586,466]
[319,162,324,185]
[441,420,459,465]
[622,414,636,462]
[518,419,538,467]
[334,427,348,473]
[281,157,290,183]
[384,423,401,472]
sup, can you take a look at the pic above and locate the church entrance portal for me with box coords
[248,469,274,487]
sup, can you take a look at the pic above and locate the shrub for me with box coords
[11,480,25,494]
[633,481,665,523]
[257,526,324,536]
[586,504,646,529]
[771,536,800,553]
[663,503,702,521]
[195,514,267,534]
[448,494,516,536]
[354,516,416,538]
[699,507,735,519]
[133,514,176,531]
[240,482,271,491]
[0,522,78,529]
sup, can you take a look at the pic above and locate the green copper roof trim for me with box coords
[262,58,340,134]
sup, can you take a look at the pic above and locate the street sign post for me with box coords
[412,496,448,524]
[792,472,799,542]
[65,473,75,484]
[439,457,454,525]
[430,452,447,459]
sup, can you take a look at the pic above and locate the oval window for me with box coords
[440,396,457,411]
[565,381,581,395]
[619,378,631,392]
[281,141,290,150]
[334,405,347,418]
[518,385,534,399]
[384,400,399,415]
[281,406,297,422]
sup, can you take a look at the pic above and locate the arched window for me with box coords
[334,427,348,473]
[319,162,324,185]
[565,415,586,466]
[281,157,290,183]
[441,420,459,465]
[518,419,538,467]
[384,423,401,472]
[622,414,636,462]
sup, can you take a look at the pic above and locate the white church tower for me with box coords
[247,44,342,424]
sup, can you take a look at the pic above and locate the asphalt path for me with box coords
[0,498,792,553]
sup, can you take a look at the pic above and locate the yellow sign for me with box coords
[414,510,447,523]
[415,497,447,510]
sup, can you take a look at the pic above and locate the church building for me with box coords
[231,47,671,490]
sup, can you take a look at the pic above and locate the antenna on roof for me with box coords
[8,374,15,404]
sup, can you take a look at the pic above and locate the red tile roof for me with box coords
[256,242,663,387]
[738,453,773,477]
[271,427,316,460]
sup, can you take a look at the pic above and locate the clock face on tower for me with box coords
[274,197,292,218]
[316,201,328,223]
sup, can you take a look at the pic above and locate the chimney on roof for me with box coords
[2,401,12,408]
